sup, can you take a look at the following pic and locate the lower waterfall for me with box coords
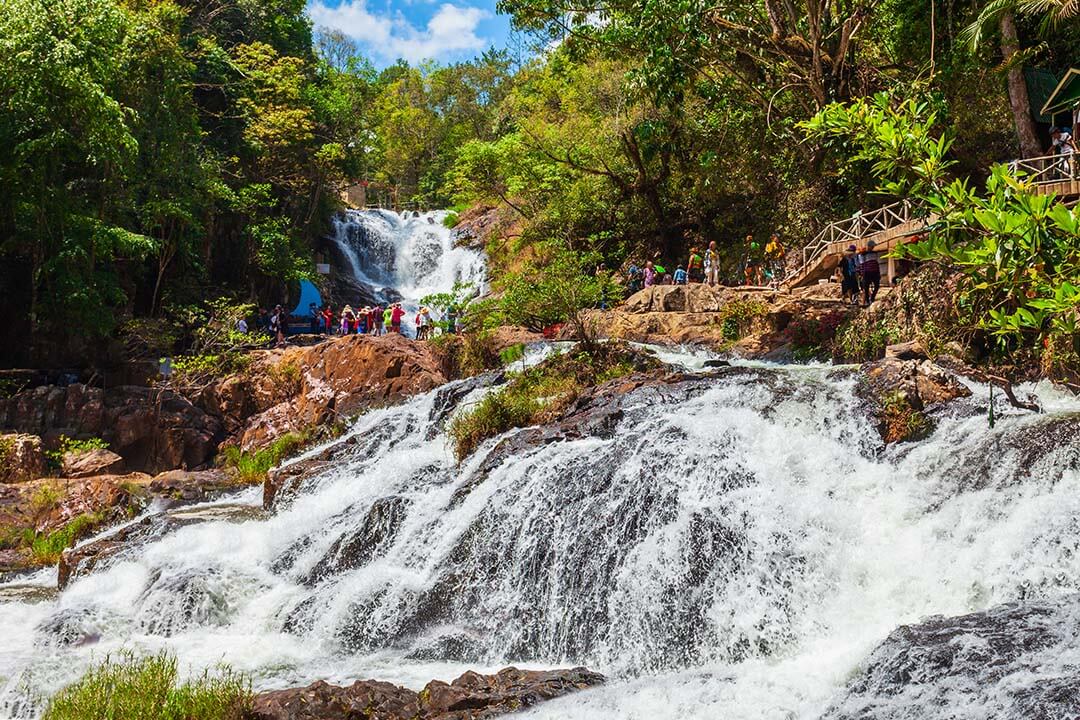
[1,355,1078,719]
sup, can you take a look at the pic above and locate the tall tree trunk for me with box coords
[1000,11,1042,158]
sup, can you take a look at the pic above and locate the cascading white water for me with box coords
[329,209,486,315]
[0,357,1078,720]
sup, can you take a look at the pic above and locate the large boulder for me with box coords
[0,433,45,483]
[859,357,972,443]
[62,448,125,478]
[237,334,447,450]
[822,596,1080,720]
[246,666,605,720]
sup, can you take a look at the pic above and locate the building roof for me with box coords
[1041,68,1080,117]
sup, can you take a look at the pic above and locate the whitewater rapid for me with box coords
[0,351,1078,719]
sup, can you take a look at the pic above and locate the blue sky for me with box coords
[307,0,514,66]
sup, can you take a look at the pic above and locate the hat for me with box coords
[421,307,430,314]
[848,245,857,251]
[866,240,876,249]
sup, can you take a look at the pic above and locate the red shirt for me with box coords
[391,307,405,324]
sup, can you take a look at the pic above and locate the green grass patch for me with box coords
[43,651,251,720]
[26,512,107,565]
[449,343,657,461]
[219,431,310,484]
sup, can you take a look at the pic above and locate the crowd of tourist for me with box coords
[624,234,790,292]
[249,302,459,347]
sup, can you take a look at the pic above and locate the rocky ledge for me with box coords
[822,595,1080,719]
[248,666,604,720]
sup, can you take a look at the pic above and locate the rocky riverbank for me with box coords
[0,334,452,574]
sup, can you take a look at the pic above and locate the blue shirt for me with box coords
[674,269,688,284]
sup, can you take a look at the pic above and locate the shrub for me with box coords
[879,391,932,443]
[789,311,847,362]
[714,299,769,343]
[29,482,64,516]
[45,435,110,472]
[42,651,251,720]
[267,360,302,399]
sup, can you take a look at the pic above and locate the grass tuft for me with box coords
[219,431,309,484]
[43,651,251,720]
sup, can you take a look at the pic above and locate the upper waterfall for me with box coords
[327,209,486,314]
[1,355,1078,719]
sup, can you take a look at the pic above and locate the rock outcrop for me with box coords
[822,596,1080,720]
[859,357,972,443]
[0,384,223,474]
[247,666,605,720]
[61,448,125,478]
[0,433,45,483]
[583,284,854,359]
[205,334,448,451]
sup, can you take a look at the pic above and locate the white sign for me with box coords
[316,263,331,275]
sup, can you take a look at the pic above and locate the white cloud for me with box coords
[308,1,491,63]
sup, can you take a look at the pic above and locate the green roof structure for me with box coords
[1041,68,1080,118]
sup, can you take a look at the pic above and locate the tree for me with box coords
[496,242,619,346]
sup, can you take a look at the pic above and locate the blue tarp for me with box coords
[291,279,323,317]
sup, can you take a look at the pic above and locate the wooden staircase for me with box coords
[784,155,1080,290]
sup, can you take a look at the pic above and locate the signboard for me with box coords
[316,263,331,275]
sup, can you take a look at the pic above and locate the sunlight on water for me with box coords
[0,348,1077,719]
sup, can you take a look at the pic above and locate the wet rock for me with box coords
[264,459,332,511]
[247,666,605,720]
[822,596,1080,720]
[148,468,233,504]
[58,512,200,589]
[62,448,125,478]
[859,358,972,443]
[0,433,45,483]
[885,339,928,361]
[236,334,447,451]
[300,495,410,586]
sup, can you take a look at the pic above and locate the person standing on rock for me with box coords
[841,245,860,305]
[644,261,657,287]
[704,241,721,287]
[673,265,688,285]
[321,306,334,335]
[765,234,786,284]
[270,305,287,347]
[858,240,882,307]
[390,303,405,333]
[383,305,393,333]
[687,248,704,283]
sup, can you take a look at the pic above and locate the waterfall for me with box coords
[327,209,486,321]
[1,357,1078,719]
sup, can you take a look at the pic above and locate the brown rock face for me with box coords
[0,433,45,483]
[860,358,972,443]
[62,448,125,478]
[235,334,447,450]
[247,666,605,720]
[0,384,223,474]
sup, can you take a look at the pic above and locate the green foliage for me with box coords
[27,512,107,565]
[44,436,111,473]
[789,311,848,362]
[807,90,1080,375]
[219,431,309,484]
[449,343,656,460]
[42,651,251,720]
[879,391,932,443]
[29,482,64,516]
[494,242,619,342]
[166,298,265,391]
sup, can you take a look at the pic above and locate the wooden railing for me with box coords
[1009,153,1078,185]
[788,199,919,286]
